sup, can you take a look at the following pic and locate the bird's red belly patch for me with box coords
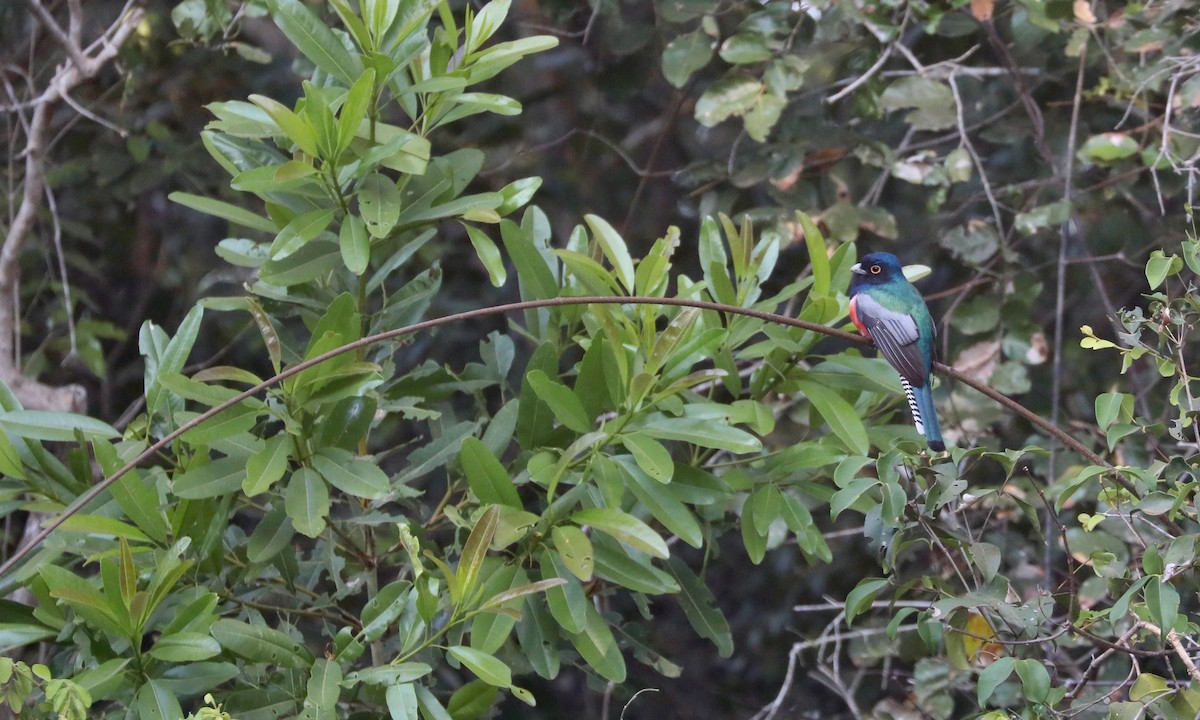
[849,295,871,338]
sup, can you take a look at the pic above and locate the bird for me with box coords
[848,252,945,452]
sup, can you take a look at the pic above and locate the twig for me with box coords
[22,0,90,71]
[1139,621,1200,682]
[1047,36,1090,602]
[750,641,803,720]
[948,71,1005,235]
[826,44,894,104]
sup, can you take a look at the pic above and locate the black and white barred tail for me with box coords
[899,377,945,452]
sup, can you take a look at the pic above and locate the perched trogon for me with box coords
[848,252,946,452]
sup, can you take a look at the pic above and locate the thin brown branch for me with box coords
[1140,621,1200,683]
[0,294,1153,579]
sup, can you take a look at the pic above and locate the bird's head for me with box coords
[850,252,905,287]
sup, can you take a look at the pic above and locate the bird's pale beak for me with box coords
[851,262,865,275]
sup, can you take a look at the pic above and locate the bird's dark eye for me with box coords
[870,264,882,274]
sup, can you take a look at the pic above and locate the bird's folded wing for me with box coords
[852,293,926,386]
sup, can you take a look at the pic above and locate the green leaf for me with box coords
[169,192,276,233]
[306,658,343,719]
[270,208,334,259]
[385,683,418,720]
[627,412,761,453]
[572,507,668,559]
[0,623,56,653]
[590,535,680,594]
[555,248,621,295]
[665,557,732,657]
[662,29,714,88]
[0,410,118,442]
[358,581,412,643]
[211,618,314,668]
[40,565,127,637]
[566,604,626,683]
[345,663,432,686]
[398,192,504,226]
[620,434,673,483]
[741,513,766,564]
[270,0,364,84]
[695,75,762,127]
[246,506,295,564]
[245,433,290,496]
[977,656,1015,706]
[796,381,870,455]
[1014,658,1050,703]
[98,442,169,544]
[463,224,507,287]
[461,35,559,84]
[0,430,24,478]
[830,476,877,519]
[500,219,558,302]
[940,221,1000,264]
[359,173,402,239]
[174,456,247,499]
[435,93,523,126]
[339,215,370,275]
[386,683,419,720]
[1145,250,1183,290]
[337,69,375,156]
[315,395,377,450]
[796,211,829,298]
[844,577,887,627]
[148,632,222,662]
[249,93,319,157]
[1145,579,1179,639]
[719,32,771,63]
[466,0,510,52]
[449,646,512,688]
[57,515,150,543]
[178,403,262,446]
[742,92,785,141]
[583,214,635,293]
[135,680,183,720]
[458,505,500,603]
[540,550,587,634]
[551,525,594,581]
[285,467,330,538]
[525,370,592,433]
[495,176,541,216]
[878,76,955,130]
[1014,201,1072,237]
[397,420,479,484]
[613,456,702,548]
[460,437,522,509]
[1078,132,1139,163]
[479,578,567,611]
[1129,673,1169,702]
[971,542,1002,584]
[516,597,560,680]
[446,679,497,720]
[313,448,390,500]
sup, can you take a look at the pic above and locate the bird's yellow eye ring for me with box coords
[870,264,882,274]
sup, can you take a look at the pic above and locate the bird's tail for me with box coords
[900,378,945,452]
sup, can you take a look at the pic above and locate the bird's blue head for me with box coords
[850,252,905,292]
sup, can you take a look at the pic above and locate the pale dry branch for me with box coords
[1140,621,1200,684]
[0,1,144,410]
[948,71,1005,236]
